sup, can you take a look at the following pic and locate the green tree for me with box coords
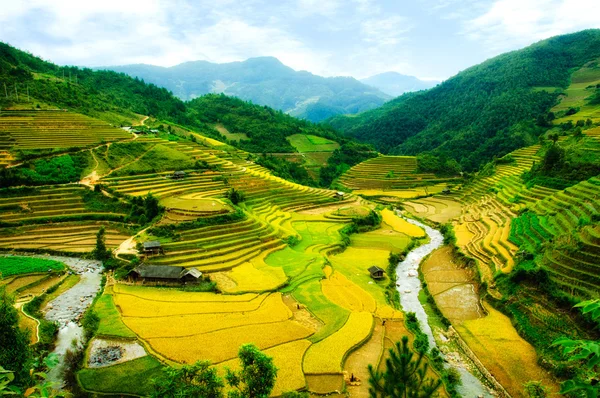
[144,193,161,221]
[226,188,246,205]
[552,299,600,397]
[541,144,564,172]
[226,344,278,398]
[523,381,550,397]
[368,336,442,398]
[150,361,224,398]
[0,288,31,383]
[93,226,111,260]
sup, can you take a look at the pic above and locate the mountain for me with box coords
[0,43,349,155]
[101,57,391,122]
[328,30,600,171]
[360,72,438,97]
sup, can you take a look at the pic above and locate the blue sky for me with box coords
[1,0,599,81]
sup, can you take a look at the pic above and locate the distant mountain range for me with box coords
[100,57,389,122]
[99,58,435,123]
[360,72,439,97]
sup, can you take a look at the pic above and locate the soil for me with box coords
[283,294,322,332]
[88,338,147,368]
[344,322,385,398]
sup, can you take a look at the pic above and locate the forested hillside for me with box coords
[0,43,189,126]
[328,30,600,171]
[103,57,390,122]
[0,43,346,156]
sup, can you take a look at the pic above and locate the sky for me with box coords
[1,0,600,81]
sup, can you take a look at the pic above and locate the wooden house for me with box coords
[334,191,346,200]
[368,266,385,280]
[143,241,163,255]
[128,264,202,284]
[172,171,186,179]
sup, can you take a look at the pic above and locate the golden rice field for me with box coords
[321,268,377,312]
[303,311,373,374]
[381,209,426,237]
[456,303,559,396]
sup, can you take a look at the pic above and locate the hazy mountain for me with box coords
[360,72,438,97]
[100,57,391,122]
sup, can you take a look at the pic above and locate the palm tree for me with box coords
[368,336,442,398]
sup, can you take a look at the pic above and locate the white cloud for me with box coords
[463,0,600,51]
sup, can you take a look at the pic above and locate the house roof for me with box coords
[368,266,385,274]
[143,240,162,249]
[183,268,203,279]
[131,265,203,280]
[132,265,185,279]
[173,171,186,175]
[335,191,345,196]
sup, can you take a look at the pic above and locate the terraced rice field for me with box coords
[0,110,130,156]
[421,247,483,323]
[339,155,458,191]
[113,286,315,364]
[508,176,600,297]
[457,303,559,396]
[0,186,126,224]
[0,222,130,252]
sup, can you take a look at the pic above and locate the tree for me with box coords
[150,345,277,398]
[226,188,246,205]
[552,299,600,397]
[368,336,442,398]
[144,193,161,221]
[93,226,111,260]
[523,381,550,397]
[150,361,224,398]
[226,344,278,398]
[0,288,31,383]
[541,144,564,172]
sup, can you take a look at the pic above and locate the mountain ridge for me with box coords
[328,29,600,171]
[99,57,391,122]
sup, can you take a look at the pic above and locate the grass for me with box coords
[111,144,196,176]
[0,256,64,278]
[287,134,340,152]
[215,123,249,141]
[78,355,163,396]
[94,291,136,338]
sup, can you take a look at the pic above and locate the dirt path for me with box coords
[80,149,100,188]
[114,226,150,261]
[15,297,40,344]
[134,115,149,127]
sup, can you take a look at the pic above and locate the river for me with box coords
[395,215,494,398]
[38,256,103,384]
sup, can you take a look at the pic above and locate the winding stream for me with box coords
[34,256,103,384]
[395,215,493,397]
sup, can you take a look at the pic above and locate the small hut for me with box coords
[143,241,163,255]
[172,171,186,179]
[128,264,202,284]
[334,191,346,200]
[368,266,385,280]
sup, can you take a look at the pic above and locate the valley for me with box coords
[1,29,599,398]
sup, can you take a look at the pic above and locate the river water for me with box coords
[394,215,494,398]
[35,255,103,384]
